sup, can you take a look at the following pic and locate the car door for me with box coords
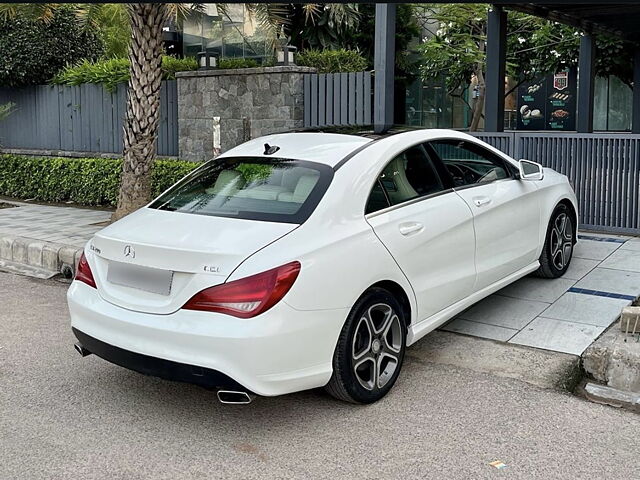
[365,143,476,323]
[428,139,541,291]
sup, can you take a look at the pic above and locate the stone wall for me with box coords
[176,66,315,162]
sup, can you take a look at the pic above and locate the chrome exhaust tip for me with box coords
[74,343,92,357]
[216,390,255,405]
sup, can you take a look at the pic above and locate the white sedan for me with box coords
[68,129,577,404]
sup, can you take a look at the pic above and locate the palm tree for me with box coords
[112,3,172,220]
[1,3,360,220]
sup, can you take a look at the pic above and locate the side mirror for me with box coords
[518,159,544,181]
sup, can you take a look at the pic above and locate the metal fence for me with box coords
[471,131,640,234]
[303,72,372,128]
[0,81,178,156]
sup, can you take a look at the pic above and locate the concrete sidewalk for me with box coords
[0,200,110,277]
[442,234,640,356]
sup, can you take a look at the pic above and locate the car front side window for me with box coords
[365,144,445,214]
[429,140,511,188]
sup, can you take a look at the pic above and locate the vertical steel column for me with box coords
[633,50,640,134]
[577,34,596,133]
[485,5,507,132]
[374,3,396,134]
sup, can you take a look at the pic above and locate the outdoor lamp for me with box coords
[276,44,297,66]
[197,51,219,70]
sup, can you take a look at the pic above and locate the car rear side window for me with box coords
[149,157,333,224]
[365,144,445,214]
[429,140,511,188]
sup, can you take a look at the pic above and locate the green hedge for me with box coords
[218,58,259,69]
[0,155,198,207]
[295,49,368,73]
[52,56,199,91]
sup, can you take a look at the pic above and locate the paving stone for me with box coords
[441,318,517,342]
[458,294,549,330]
[541,292,630,327]
[509,317,606,355]
[574,267,640,298]
[599,248,640,273]
[573,239,621,261]
[619,239,640,252]
[563,257,599,280]
[497,276,576,303]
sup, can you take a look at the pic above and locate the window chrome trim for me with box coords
[365,188,455,219]
[452,177,517,193]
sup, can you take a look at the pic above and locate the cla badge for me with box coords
[123,245,135,258]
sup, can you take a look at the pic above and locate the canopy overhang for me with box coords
[373,2,640,133]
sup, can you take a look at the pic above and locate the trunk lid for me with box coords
[89,208,296,314]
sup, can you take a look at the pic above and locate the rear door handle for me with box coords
[399,222,424,236]
[473,196,492,207]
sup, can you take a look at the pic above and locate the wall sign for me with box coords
[517,68,577,131]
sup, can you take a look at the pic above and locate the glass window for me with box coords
[365,180,390,214]
[429,140,511,187]
[149,157,333,224]
[366,145,444,213]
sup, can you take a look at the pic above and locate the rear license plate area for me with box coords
[107,261,174,296]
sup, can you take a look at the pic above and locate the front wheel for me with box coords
[536,203,575,278]
[325,288,406,404]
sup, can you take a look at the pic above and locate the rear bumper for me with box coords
[72,328,246,391]
[67,281,348,396]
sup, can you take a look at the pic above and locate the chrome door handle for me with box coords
[473,196,492,207]
[399,222,424,236]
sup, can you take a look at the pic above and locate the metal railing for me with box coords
[0,81,178,156]
[471,131,640,234]
[303,72,372,128]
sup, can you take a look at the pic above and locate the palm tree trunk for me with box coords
[112,3,169,221]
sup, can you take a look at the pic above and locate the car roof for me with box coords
[218,128,483,168]
[218,132,372,168]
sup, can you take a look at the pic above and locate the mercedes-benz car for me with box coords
[68,129,577,404]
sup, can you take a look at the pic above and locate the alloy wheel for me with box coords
[351,303,403,391]
[550,213,573,270]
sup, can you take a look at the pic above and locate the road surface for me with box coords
[1,271,638,479]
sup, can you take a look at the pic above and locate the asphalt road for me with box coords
[1,271,639,479]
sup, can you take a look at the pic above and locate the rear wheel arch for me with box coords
[366,280,413,328]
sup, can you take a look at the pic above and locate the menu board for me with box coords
[517,68,577,131]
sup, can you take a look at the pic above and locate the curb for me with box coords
[583,383,640,412]
[0,234,83,278]
[582,319,640,394]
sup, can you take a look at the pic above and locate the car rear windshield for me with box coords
[149,157,334,224]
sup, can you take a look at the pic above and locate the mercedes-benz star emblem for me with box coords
[123,245,135,258]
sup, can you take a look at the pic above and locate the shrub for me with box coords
[218,58,259,70]
[52,56,199,91]
[161,56,199,79]
[52,58,130,92]
[295,49,368,73]
[0,7,104,87]
[0,155,199,207]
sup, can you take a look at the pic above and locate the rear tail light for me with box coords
[183,261,301,318]
[75,252,96,288]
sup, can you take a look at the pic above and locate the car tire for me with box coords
[536,203,575,279]
[325,288,407,404]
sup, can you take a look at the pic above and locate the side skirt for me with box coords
[406,261,540,346]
